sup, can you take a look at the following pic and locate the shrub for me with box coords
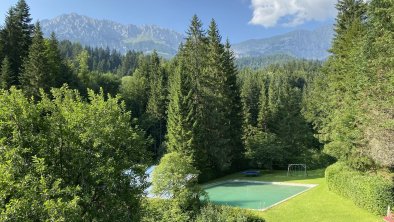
[142,199,265,222]
[325,162,394,215]
[196,204,264,222]
[141,198,191,222]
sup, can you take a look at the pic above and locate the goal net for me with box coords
[287,164,308,176]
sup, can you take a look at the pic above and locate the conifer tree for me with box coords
[223,39,244,169]
[20,22,50,98]
[146,51,168,157]
[0,57,14,89]
[362,0,394,168]
[45,32,63,87]
[167,16,245,179]
[0,0,33,84]
[304,0,368,165]
[257,79,269,131]
[75,49,91,93]
[204,19,231,172]
[166,56,192,156]
[178,15,210,179]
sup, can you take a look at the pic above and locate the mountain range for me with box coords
[232,25,334,60]
[41,13,184,58]
[41,13,334,60]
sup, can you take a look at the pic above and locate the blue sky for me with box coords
[0,0,337,43]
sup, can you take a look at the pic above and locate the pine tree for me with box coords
[75,49,91,93]
[20,22,50,98]
[240,70,261,146]
[333,0,366,55]
[0,57,15,89]
[304,0,368,166]
[257,78,269,131]
[166,57,192,155]
[223,39,244,170]
[15,0,33,56]
[45,32,63,87]
[203,19,231,172]
[0,0,33,85]
[167,15,213,180]
[146,51,168,157]
[362,0,394,168]
[180,15,210,179]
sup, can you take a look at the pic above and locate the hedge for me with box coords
[141,198,264,222]
[325,162,394,215]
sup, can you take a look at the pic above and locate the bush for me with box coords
[142,199,265,222]
[325,162,394,215]
[196,204,264,222]
[141,198,191,222]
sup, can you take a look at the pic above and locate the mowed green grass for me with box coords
[205,169,381,222]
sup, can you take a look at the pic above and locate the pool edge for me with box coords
[202,179,318,211]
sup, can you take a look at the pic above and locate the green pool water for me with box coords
[204,181,312,210]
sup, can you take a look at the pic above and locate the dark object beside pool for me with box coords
[241,170,260,176]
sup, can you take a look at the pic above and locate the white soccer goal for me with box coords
[287,164,308,176]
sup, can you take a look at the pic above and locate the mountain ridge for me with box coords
[41,13,334,60]
[232,25,334,60]
[41,13,184,57]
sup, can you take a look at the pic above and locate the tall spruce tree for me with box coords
[167,16,244,180]
[362,0,394,168]
[20,22,50,98]
[146,51,168,157]
[257,78,269,131]
[45,32,63,88]
[204,19,231,172]
[0,0,33,85]
[0,57,14,89]
[304,0,368,167]
[223,40,244,169]
[166,56,192,155]
[167,15,207,162]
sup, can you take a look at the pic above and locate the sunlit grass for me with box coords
[205,169,381,222]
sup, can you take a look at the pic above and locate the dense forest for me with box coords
[0,0,393,221]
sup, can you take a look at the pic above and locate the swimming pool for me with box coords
[204,180,317,210]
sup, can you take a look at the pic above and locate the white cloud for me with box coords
[249,0,337,27]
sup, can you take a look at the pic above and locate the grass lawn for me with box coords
[205,169,381,222]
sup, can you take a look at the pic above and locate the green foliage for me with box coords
[304,0,394,170]
[0,57,14,89]
[240,61,322,169]
[141,198,192,222]
[120,70,148,118]
[362,0,394,168]
[245,130,283,169]
[223,40,244,170]
[45,32,64,88]
[0,86,150,221]
[236,54,298,70]
[196,204,264,222]
[20,22,51,98]
[58,40,142,76]
[325,162,394,215]
[166,16,243,180]
[142,199,264,222]
[0,0,33,84]
[152,152,202,212]
[0,150,81,221]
